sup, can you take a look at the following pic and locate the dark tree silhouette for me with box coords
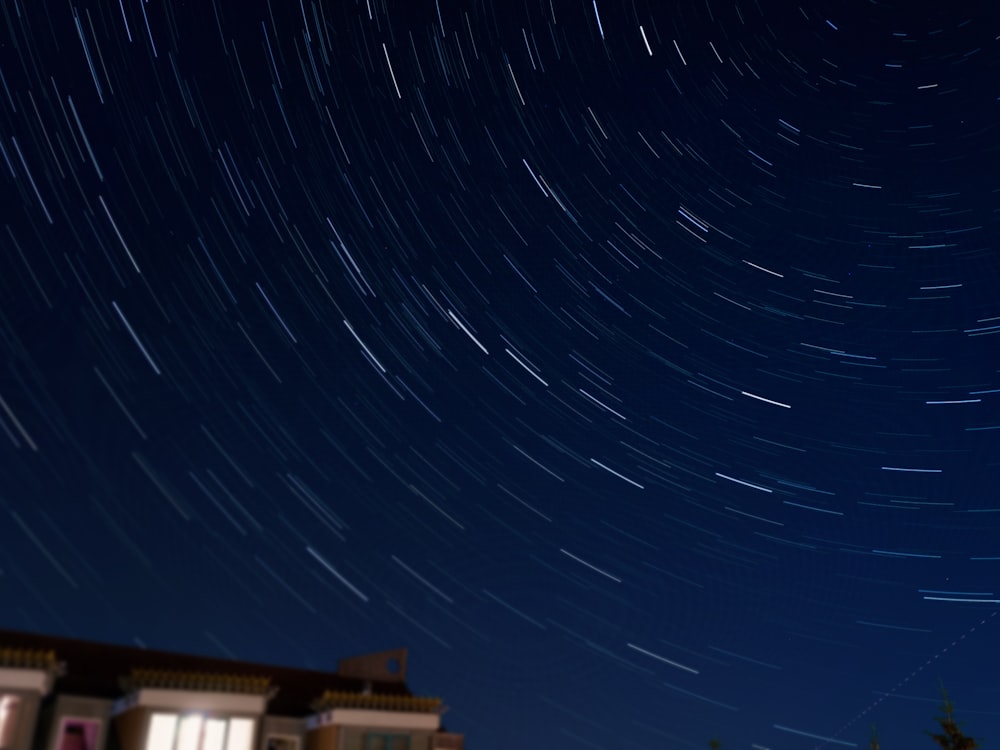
[927,691,980,750]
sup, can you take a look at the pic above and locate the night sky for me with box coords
[2,1,1000,748]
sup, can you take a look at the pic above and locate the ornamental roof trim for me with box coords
[0,647,58,671]
[122,668,273,695]
[310,690,443,714]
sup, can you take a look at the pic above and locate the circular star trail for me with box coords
[2,1,1000,748]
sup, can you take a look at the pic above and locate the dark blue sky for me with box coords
[2,1,1000,748]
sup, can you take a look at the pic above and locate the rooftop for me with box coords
[0,629,416,717]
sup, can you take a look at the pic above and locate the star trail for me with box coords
[3,0,1000,748]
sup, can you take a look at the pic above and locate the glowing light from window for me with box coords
[176,715,203,750]
[203,719,226,750]
[147,714,178,750]
[225,719,254,750]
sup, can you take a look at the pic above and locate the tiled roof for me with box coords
[311,691,443,713]
[123,668,272,695]
[0,647,58,670]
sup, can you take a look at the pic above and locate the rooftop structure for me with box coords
[0,630,463,750]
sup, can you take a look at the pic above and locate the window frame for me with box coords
[54,716,103,750]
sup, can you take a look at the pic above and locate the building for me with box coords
[0,630,464,750]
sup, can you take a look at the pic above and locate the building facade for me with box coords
[0,631,463,750]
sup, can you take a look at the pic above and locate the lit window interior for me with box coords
[146,715,253,750]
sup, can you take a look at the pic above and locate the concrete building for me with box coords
[0,630,463,750]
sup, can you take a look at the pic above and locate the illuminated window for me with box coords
[225,719,253,750]
[176,716,202,750]
[148,715,178,750]
[146,715,254,750]
[362,735,410,750]
[202,720,226,750]
[0,696,21,750]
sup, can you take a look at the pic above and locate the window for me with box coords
[362,735,410,750]
[58,719,101,750]
[264,737,298,750]
[146,715,255,750]
[0,696,20,750]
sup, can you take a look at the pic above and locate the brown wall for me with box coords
[111,708,147,750]
[336,652,407,684]
[10,691,41,750]
[429,734,462,750]
[304,725,338,750]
